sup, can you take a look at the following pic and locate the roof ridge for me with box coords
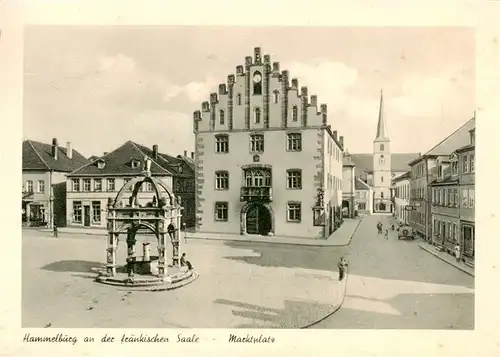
[423,117,475,156]
[27,140,50,170]
[129,141,172,174]
[67,142,128,175]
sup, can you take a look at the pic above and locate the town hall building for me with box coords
[192,47,345,239]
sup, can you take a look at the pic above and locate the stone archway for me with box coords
[342,200,350,218]
[240,202,275,236]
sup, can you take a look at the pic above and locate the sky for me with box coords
[23,26,475,158]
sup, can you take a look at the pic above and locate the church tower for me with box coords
[372,90,392,213]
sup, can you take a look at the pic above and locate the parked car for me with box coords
[397,224,415,240]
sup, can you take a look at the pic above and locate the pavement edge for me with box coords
[418,244,474,277]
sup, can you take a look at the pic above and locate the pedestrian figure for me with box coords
[338,257,348,281]
[53,224,58,238]
[454,243,461,263]
[384,229,389,240]
[180,253,193,270]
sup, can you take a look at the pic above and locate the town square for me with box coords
[21,26,475,329]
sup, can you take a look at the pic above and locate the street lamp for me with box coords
[49,195,54,229]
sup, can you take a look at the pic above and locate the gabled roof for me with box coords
[23,140,90,172]
[351,153,421,173]
[67,141,173,177]
[177,155,195,171]
[409,117,476,165]
[355,177,371,191]
[393,171,411,182]
[132,143,194,177]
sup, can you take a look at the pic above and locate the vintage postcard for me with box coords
[1,1,499,357]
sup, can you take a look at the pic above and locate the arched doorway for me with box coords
[342,200,350,218]
[379,202,386,211]
[244,203,272,236]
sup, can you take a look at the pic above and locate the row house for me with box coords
[408,116,476,241]
[354,178,372,215]
[22,139,90,227]
[392,171,411,224]
[193,47,345,239]
[65,141,195,229]
[429,126,475,267]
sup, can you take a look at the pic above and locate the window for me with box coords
[215,171,229,190]
[454,188,458,207]
[452,223,457,243]
[219,110,225,125]
[92,201,101,223]
[26,180,33,193]
[469,189,475,208]
[287,169,302,189]
[438,165,443,179]
[381,192,384,199]
[433,189,437,204]
[37,180,44,193]
[292,106,298,122]
[380,144,384,151]
[287,133,302,151]
[250,134,264,152]
[107,178,115,191]
[273,90,279,104]
[253,71,262,95]
[444,189,448,206]
[462,189,469,207]
[380,155,385,165]
[131,160,140,169]
[244,170,271,187]
[97,160,106,169]
[470,154,474,172]
[83,179,91,192]
[215,135,229,153]
[73,201,82,223]
[94,179,102,192]
[287,202,301,222]
[433,219,438,235]
[463,155,469,173]
[381,176,384,183]
[236,93,242,105]
[143,181,153,192]
[215,202,228,221]
[447,188,452,206]
[71,179,80,192]
[254,107,261,124]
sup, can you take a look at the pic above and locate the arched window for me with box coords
[273,90,279,104]
[380,144,384,151]
[292,106,298,121]
[219,109,225,125]
[379,154,385,165]
[254,107,261,124]
[236,93,242,105]
[245,169,272,187]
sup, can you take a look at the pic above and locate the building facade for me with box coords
[193,47,344,239]
[66,141,174,228]
[354,178,372,215]
[22,139,90,228]
[457,127,475,267]
[430,158,460,252]
[342,152,356,218]
[393,171,411,224]
[409,116,476,242]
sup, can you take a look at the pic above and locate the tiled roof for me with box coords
[132,143,194,177]
[393,171,411,182]
[409,117,475,166]
[23,140,90,172]
[351,153,421,173]
[67,141,173,177]
[355,177,371,190]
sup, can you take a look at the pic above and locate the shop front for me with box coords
[461,221,475,264]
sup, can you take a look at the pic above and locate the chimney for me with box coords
[153,145,159,160]
[66,141,72,159]
[51,138,58,160]
[191,152,194,159]
[291,79,298,90]
[184,150,187,157]
[339,136,344,148]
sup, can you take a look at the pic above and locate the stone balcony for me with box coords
[240,186,272,202]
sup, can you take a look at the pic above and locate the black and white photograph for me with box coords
[20,25,477,330]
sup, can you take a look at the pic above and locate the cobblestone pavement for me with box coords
[310,215,474,329]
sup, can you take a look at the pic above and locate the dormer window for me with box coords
[96,160,106,169]
[131,159,140,169]
[179,165,183,173]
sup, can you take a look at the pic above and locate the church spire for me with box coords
[374,89,389,142]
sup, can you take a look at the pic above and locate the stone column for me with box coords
[126,228,136,278]
[106,233,117,276]
[157,233,166,277]
[143,242,151,261]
